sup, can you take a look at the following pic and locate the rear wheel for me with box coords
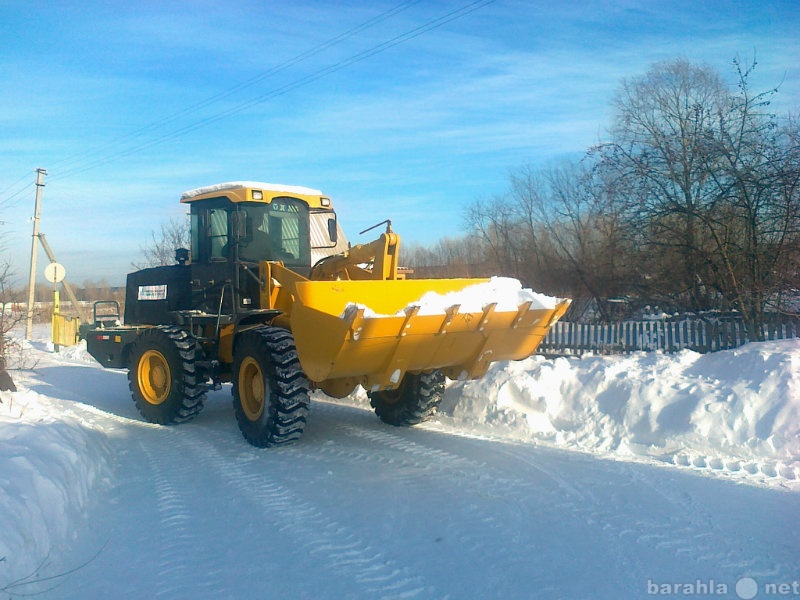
[232,326,310,447]
[368,370,445,426]
[128,326,206,424]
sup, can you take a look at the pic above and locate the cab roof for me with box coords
[180,181,331,208]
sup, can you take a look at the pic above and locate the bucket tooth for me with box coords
[477,302,497,332]
[437,304,461,336]
[398,305,420,338]
[344,306,366,341]
[511,301,533,329]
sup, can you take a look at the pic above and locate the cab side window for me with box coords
[209,208,228,261]
[190,200,230,263]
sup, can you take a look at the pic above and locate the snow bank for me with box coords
[0,388,111,590]
[340,276,562,319]
[327,339,800,485]
[436,339,800,481]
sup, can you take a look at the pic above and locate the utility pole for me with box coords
[25,168,47,340]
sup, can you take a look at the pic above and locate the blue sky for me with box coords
[1,0,798,285]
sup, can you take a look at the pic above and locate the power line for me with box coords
[0,171,33,195]
[47,0,423,175]
[153,0,495,142]
[0,181,34,207]
[0,171,35,206]
[50,0,494,183]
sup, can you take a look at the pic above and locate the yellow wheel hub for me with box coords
[239,357,266,421]
[379,376,407,404]
[138,349,171,405]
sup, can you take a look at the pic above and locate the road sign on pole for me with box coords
[44,262,66,284]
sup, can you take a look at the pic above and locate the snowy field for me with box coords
[1,328,798,599]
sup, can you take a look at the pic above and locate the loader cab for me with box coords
[180,182,347,315]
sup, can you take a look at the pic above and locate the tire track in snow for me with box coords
[137,432,229,599]
[333,419,782,592]
[670,451,799,487]
[51,400,228,599]
[325,402,799,583]
[172,424,432,599]
[190,411,539,596]
[618,463,797,580]
[323,417,655,595]
[305,403,533,546]
[64,393,795,596]
[484,441,653,590]
[59,396,431,597]
[323,406,649,546]
[489,441,736,582]
[487,441,800,587]
[310,420,529,551]
[65,392,610,582]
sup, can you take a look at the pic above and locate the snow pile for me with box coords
[411,277,561,314]
[340,276,563,319]
[434,339,800,481]
[0,388,111,590]
[51,342,99,364]
[180,180,323,200]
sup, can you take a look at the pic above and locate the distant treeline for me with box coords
[406,58,800,341]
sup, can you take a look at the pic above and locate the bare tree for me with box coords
[404,236,490,278]
[0,261,27,370]
[132,216,190,270]
[80,278,123,305]
[505,160,634,318]
[697,58,800,336]
[506,163,557,289]
[599,59,731,311]
[464,196,526,280]
[591,57,799,332]
[0,210,23,366]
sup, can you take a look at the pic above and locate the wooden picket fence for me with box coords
[538,315,800,355]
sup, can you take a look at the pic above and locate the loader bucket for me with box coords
[288,278,570,392]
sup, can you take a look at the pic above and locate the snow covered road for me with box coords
[2,337,799,599]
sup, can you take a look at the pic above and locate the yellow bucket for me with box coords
[288,278,570,392]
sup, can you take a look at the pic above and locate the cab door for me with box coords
[189,200,234,315]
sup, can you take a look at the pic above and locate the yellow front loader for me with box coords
[86,182,569,447]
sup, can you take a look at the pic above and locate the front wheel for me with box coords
[368,370,445,426]
[232,327,310,447]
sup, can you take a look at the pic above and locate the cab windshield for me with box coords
[237,197,310,268]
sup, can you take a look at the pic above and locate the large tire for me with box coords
[368,370,445,426]
[232,326,310,447]
[128,326,206,425]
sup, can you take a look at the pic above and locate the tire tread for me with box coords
[232,327,310,447]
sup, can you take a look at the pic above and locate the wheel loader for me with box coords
[86,182,570,447]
